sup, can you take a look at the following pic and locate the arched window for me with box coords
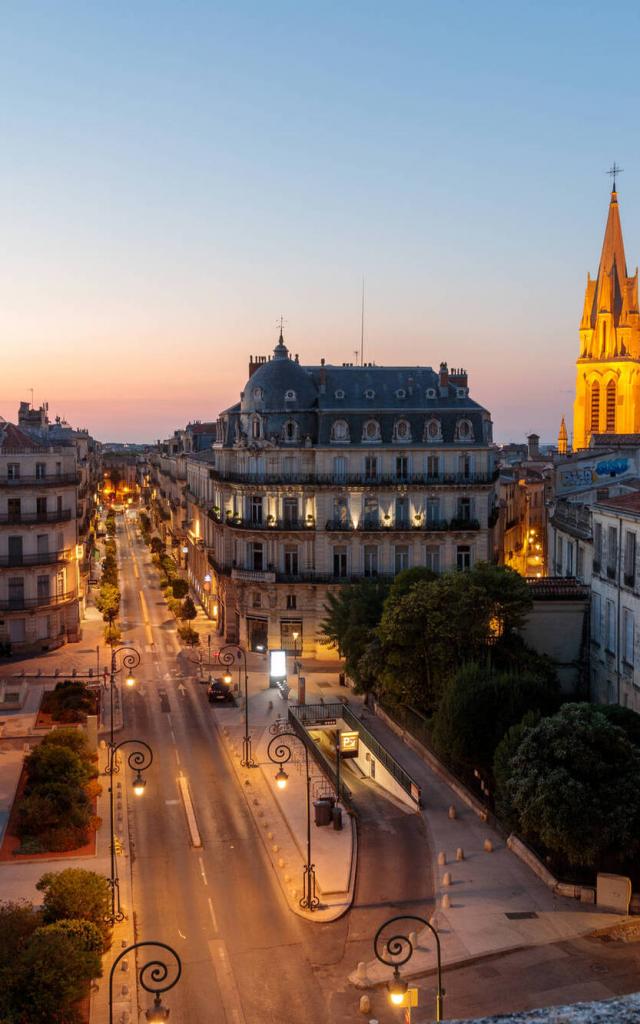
[424,418,442,442]
[362,419,381,442]
[251,416,261,440]
[590,381,600,434]
[606,380,616,432]
[283,420,298,442]
[393,418,412,441]
[454,418,474,442]
[331,419,350,443]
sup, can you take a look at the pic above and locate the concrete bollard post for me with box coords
[359,995,371,1014]
[278,857,285,868]
[441,893,451,909]
[448,805,457,819]
[271,844,279,853]
[355,962,368,984]
[408,930,418,950]
[456,847,464,861]
[483,838,493,853]
[437,851,446,865]
[442,872,452,887]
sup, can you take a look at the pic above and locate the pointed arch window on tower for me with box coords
[590,382,601,435]
[606,380,616,432]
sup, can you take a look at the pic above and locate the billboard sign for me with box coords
[269,649,287,683]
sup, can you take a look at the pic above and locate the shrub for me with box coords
[150,536,165,554]
[11,926,102,1022]
[24,745,92,792]
[171,578,188,599]
[36,869,111,948]
[41,681,94,723]
[39,727,92,760]
[37,918,103,953]
[181,596,197,621]
[178,624,199,646]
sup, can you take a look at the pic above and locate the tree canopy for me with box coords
[506,703,640,867]
[320,578,390,691]
[36,869,112,947]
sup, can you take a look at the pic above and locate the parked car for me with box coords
[207,678,234,704]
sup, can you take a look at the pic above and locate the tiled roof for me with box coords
[525,577,589,600]
[595,491,640,515]
[0,422,43,451]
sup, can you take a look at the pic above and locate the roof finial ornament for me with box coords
[277,314,287,342]
[607,161,623,192]
[273,316,289,359]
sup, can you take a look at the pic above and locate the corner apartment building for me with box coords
[153,335,498,656]
[0,421,82,653]
[590,492,640,709]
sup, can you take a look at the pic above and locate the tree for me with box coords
[387,566,437,602]
[36,869,112,948]
[150,536,165,554]
[39,727,93,761]
[180,595,197,621]
[0,902,40,1019]
[10,927,101,1023]
[95,583,120,622]
[506,703,640,867]
[431,664,559,776]
[36,918,103,953]
[24,745,92,792]
[320,579,391,693]
[598,703,640,748]
[171,578,189,599]
[492,710,542,828]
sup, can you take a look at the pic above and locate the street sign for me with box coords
[339,730,359,758]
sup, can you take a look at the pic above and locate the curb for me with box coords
[210,709,357,923]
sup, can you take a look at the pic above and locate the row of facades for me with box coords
[0,403,101,654]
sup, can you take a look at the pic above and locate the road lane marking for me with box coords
[170,729,177,744]
[177,775,202,848]
[175,748,181,765]
[207,897,218,931]
[208,940,245,1024]
[198,857,208,886]
[165,799,180,805]
[138,589,154,646]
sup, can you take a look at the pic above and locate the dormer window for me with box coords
[455,418,474,442]
[335,389,345,399]
[283,420,299,443]
[364,389,375,400]
[331,419,350,443]
[457,387,467,398]
[362,419,381,443]
[424,417,442,442]
[393,418,411,442]
[284,389,297,402]
[252,387,263,401]
[395,388,406,399]
[251,416,262,440]
[425,388,437,399]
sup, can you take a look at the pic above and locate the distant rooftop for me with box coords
[525,576,589,600]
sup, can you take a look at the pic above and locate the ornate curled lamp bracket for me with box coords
[112,645,141,677]
[373,914,430,971]
[266,733,295,768]
[109,941,181,1024]
[106,739,153,777]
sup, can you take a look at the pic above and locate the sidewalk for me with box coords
[210,677,356,922]
[346,702,631,988]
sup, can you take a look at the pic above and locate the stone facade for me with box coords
[155,335,498,656]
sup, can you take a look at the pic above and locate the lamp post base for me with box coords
[300,863,320,911]
[241,735,258,768]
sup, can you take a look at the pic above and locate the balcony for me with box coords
[624,572,636,588]
[210,511,316,531]
[0,473,80,488]
[0,510,73,525]
[0,590,77,612]
[0,549,72,568]
[208,468,498,488]
[230,567,276,583]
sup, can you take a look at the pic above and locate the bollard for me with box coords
[408,930,418,950]
[356,962,368,984]
[442,872,452,887]
[267,832,274,840]
[271,844,279,853]
[448,805,457,819]
[278,857,285,869]
[456,847,465,861]
[359,995,371,1014]
[441,893,451,909]
[437,851,446,866]
[484,838,493,853]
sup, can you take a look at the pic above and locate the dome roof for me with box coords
[241,335,318,413]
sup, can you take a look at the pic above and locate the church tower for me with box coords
[573,185,640,449]
[558,416,568,455]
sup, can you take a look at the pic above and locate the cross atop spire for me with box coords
[607,162,624,192]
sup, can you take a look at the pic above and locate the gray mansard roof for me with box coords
[218,336,492,449]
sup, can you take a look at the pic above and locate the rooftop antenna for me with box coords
[28,387,34,409]
[353,350,359,365]
[360,277,365,366]
[607,161,623,191]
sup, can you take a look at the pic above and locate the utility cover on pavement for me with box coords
[505,912,538,919]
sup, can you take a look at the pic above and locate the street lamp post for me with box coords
[105,739,153,924]
[109,940,181,1023]
[292,629,300,673]
[267,732,319,911]
[218,643,256,768]
[108,644,141,747]
[373,914,444,1022]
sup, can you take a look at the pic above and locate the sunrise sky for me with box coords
[2,2,640,444]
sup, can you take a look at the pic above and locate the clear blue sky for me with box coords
[1,1,639,443]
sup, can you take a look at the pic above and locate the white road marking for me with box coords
[178,929,186,939]
[165,799,180,805]
[199,856,208,886]
[175,748,181,765]
[208,940,245,1023]
[167,713,173,726]
[177,775,202,848]
[207,897,218,931]
[170,729,177,744]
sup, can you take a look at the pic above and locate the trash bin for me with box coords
[314,798,333,827]
[332,805,343,831]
